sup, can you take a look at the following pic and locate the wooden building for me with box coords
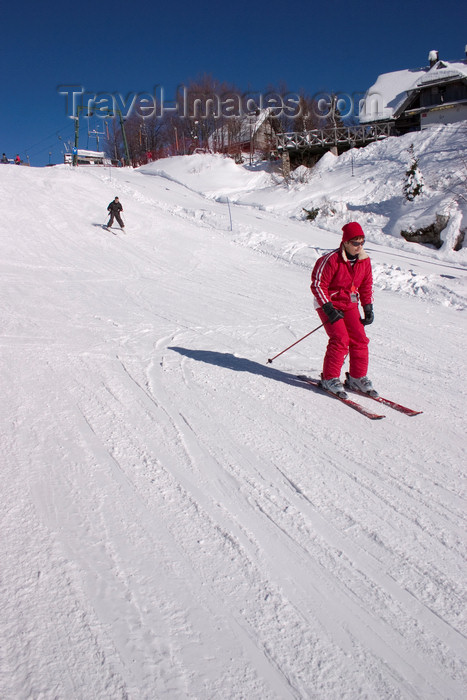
[360,47,467,133]
[209,108,280,159]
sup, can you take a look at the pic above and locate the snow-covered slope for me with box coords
[1,127,466,700]
[141,122,467,256]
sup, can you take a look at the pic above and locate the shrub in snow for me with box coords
[303,206,320,221]
[291,166,312,184]
[403,144,424,201]
[319,199,342,217]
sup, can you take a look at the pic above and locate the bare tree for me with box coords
[293,94,324,132]
[179,75,242,152]
[121,114,165,165]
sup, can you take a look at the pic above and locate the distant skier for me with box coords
[106,197,124,230]
[311,221,377,398]
[1,153,8,164]
[15,154,21,165]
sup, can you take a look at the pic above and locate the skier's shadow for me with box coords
[169,346,310,390]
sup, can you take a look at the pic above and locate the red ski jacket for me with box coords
[311,245,373,310]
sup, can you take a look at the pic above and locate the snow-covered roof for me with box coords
[360,58,467,123]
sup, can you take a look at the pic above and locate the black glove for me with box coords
[360,304,374,326]
[322,301,344,324]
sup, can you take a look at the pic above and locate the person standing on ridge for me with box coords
[106,196,125,230]
[310,221,377,398]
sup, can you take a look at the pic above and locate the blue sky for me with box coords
[2,0,466,166]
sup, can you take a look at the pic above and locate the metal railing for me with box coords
[276,123,393,151]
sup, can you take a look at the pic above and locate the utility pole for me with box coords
[99,108,130,167]
[116,110,130,166]
[73,107,80,165]
[73,104,91,165]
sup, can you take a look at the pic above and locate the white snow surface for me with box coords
[1,123,466,699]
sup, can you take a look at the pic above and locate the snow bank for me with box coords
[139,152,274,197]
[184,122,467,263]
[136,124,467,310]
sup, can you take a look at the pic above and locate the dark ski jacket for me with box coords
[107,200,123,214]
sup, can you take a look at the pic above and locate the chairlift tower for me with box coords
[88,118,105,151]
[98,108,131,166]
[73,105,130,166]
[115,109,131,166]
[73,105,91,165]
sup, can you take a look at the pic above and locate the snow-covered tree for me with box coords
[404,144,424,201]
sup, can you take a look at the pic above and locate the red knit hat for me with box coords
[342,222,365,242]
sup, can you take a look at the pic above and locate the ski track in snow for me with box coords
[1,148,466,700]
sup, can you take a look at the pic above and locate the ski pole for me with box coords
[267,323,324,364]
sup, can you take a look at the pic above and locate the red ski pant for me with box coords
[317,304,369,380]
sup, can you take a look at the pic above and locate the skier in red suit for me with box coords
[311,222,377,398]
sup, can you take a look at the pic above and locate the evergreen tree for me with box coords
[404,144,424,201]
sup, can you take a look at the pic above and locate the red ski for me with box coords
[297,375,385,420]
[343,374,422,417]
